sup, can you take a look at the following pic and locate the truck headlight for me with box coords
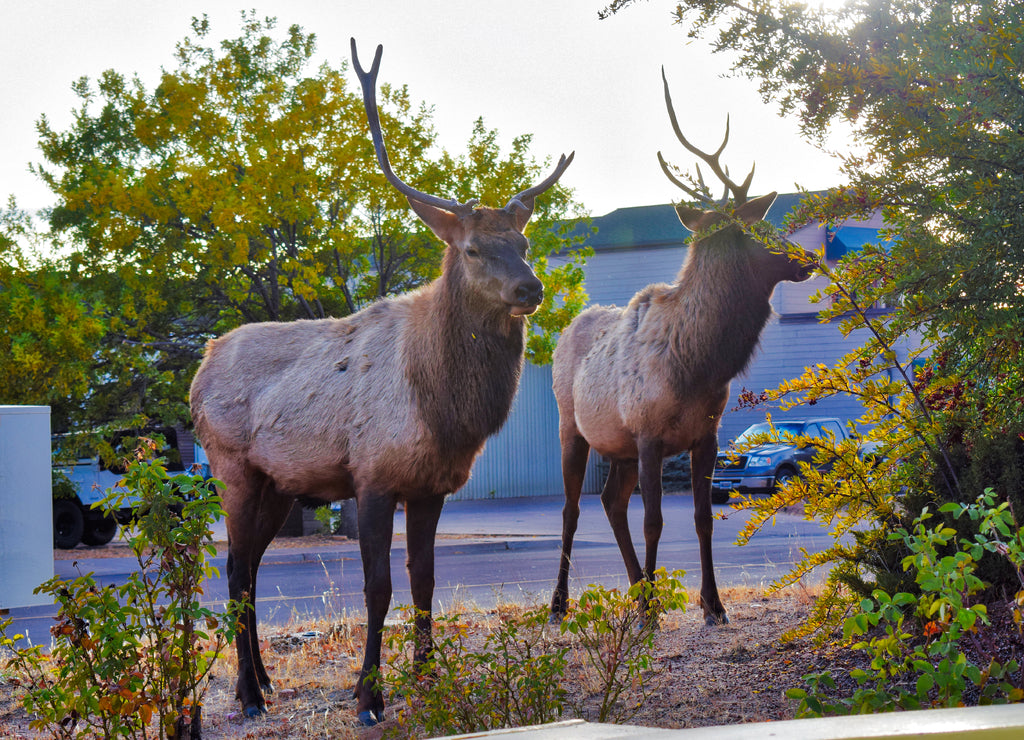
[747,454,774,467]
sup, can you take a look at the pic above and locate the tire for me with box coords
[53,499,85,549]
[711,487,731,505]
[774,466,798,491]
[82,512,118,546]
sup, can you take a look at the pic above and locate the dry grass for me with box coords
[1,584,834,739]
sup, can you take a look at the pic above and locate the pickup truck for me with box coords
[711,418,849,504]
[52,428,209,549]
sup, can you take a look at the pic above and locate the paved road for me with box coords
[4,494,833,645]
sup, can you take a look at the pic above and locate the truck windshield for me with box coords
[735,422,806,446]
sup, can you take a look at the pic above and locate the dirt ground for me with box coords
[1,581,845,739]
[5,536,1022,738]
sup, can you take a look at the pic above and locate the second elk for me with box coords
[549,69,816,625]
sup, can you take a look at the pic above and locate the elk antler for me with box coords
[351,39,479,217]
[658,66,755,206]
[504,151,576,217]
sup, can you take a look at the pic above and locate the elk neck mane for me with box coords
[406,245,527,454]
[656,225,776,392]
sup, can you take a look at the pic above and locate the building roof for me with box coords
[571,191,814,252]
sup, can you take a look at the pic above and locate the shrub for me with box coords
[380,568,688,735]
[788,490,1024,715]
[382,605,567,737]
[561,568,688,723]
[1,455,239,739]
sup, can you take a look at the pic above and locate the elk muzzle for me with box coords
[506,275,544,316]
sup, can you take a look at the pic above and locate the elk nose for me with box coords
[515,279,544,308]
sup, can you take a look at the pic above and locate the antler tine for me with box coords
[505,151,576,214]
[657,151,710,203]
[350,39,478,217]
[660,67,755,205]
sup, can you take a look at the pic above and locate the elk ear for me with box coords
[674,204,726,233]
[408,196,465,244]
[507,200,534,233]
[735,191,777,225]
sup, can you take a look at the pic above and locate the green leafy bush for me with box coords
[382,605,567,737]
[1,456,239,739]
[561,568,688,723]
[381,568,688,735]
[788,491,1024,715]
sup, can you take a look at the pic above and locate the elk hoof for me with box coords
[358,709,382,726]
[260,682,274,696]
[548,609,566,625]
[243,703,266,719]
[704,612,729,626]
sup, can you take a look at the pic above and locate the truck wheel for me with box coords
[711,487,731,505]
[774,466,798,491]
[82,512,118,546]
[53,499,84,549]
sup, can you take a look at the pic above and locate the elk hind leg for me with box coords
[637,439,666,623]
[602,458,642,584]
[224,474,295,717]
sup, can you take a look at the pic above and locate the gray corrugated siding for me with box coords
[453,362,603,500]
[580,245,688,307]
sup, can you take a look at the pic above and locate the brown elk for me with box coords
[549,69,814,625]
[190,39,573,725]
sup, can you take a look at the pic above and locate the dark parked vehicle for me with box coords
[712,418,848,504]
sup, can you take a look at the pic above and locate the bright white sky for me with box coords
[1,0,849,218]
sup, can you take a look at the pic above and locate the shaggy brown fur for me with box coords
[549,193,815,625]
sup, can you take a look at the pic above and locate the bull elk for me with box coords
[548,68,814,625]
[190,39,573,725]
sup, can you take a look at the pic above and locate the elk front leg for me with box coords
[691,434,728,625]
[551,431,591,621]
[354,492,397,726]
[404,495,445,667]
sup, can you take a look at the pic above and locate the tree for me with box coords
[0,200,104,426]
[603,0,1024,626]
[19,12,588,434]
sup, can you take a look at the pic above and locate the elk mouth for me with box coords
[795,262,816,281]
[509,303,540,317]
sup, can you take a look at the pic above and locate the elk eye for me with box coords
[465,247,480,258]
